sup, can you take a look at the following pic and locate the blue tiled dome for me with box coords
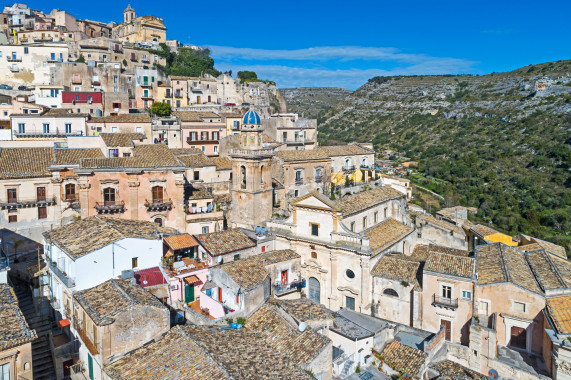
[243,110,261,125]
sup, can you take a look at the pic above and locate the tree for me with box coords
[153,45,220,77]
[150,102,171,117]
[75,54,85,63]
[238,71,258,82]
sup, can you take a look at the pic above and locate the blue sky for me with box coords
[31,0,571,89]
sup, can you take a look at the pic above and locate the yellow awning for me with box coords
[331,172,345,186]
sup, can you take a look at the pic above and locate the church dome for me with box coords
[243,110,261,125]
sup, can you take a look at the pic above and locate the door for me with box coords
[184,285,194,303]
[37,187,46,201]
[480,301,489,316]
[281,270,288,286]
[63,359,74,377]
[7,188,16,203]
[197,96,201,104]
[308,277,320,304]
[440,319,451,341]
[510,326,527,350]
[88,354,94,380]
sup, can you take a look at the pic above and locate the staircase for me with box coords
[342,359,354,377]
[13,283,57,380]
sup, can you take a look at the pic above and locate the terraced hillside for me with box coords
[280,87,352,119]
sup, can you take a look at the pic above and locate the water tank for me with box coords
[298,322,306,332]
[121,269,134,279]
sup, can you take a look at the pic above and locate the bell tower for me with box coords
[230,110,273,228]
[124,3,135,23]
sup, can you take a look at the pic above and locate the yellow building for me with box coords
[112,4,167,43]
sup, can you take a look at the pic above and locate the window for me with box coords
[24,47,28,54]
[43,123,50,134]
[212,131,219,140]
[294,190,299,197]
[0,362,10,380]
[114,87,118,93]
[193,171,200,181]
[384,208,387,218]
[201,131,208,140]
[152,186,163,203]
[461,290,471,300]
[350,222,355,232]
[315,168,322,179]
[510,326,527,350]
[201,226,209,234]
[65,123,72,134]
[103,188,116,205]
[345,269,355,279]
[214,146,218,154]
[374,211,378,223]
[136,127,142,133]
[441,285,452,299]
[108,149,119,158]
[7,188,16,203]
[154,217,163,227]
[113,75,118,84]
[345,296,355,310]
[65,184,76,200]
[234,254,240,261]
[18,123,25,134]
[513,301,526,313]
[8,215,17,223]
[311,251,317,259]
[310,223,319,236]
[131,257,138,268]
[37,187,46,201]
[383,288,398,297]
[295,170,302,183]
[363,216,367,229]
[38,206,47,219]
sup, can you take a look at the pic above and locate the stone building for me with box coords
[263,113,318,150]
[112,5,166,44]
[71,279,169,380]
[173,111,226,156]
[415,213,468,250]
[86,114,152,137]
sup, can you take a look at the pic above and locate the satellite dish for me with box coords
[298,322,306,332]
[488,369,499,380]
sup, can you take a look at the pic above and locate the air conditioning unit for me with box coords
[170,284,178,291]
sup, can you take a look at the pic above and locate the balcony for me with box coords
[360,165,371,170]
[315,176,323,183]
[9,66,19,72]
[191,87,202,93]
[48,260,75,288]
[144,199,173,212]
[70,363,89,380]
[140,82,152,88]
[95,200,125,214]
[7,57,22,62]
[272,281,302,297]
[187,137,218,144]
[63,197,80,211]
[141,58,150,63]
[295,178,304,185]
[284,139,305,145]
[432,294,458,310]
[186,209,223,223]
[15,130,84,138]
[342,165,356,173]
[141,94,153,99]
[174,93,183,98]
[230,148,274,158]
[71,78,82,85]
[73,321,99,355]
[0,196,56,210]
[33,37,53,42]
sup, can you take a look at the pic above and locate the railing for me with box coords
[295,178,304,185]
[70,362,89,380]
[73,321,99,355]
[141,58,150,63]
[342,166,356,173]
[283,139,305,144]
[15,130,83,138]
[7,57,22,62]
[141,82,152,88]
[48,261,75,288]
[273,281,302,296]
[315,176,323,183]
[71,78,82,84]
[191,87,202,93]
[230,148,274,157]
[141,93,153,99]
[360,165,371,170]
[95,200,125,214]
[33,37,53,42]
[432,294,458,309]
[187,137,219,144]
[144,199,172,211]
[174,93,183,98]
[0,196,56,210]
[9,66,18,72]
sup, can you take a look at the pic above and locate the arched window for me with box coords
[362,158,367,166]
[260,165,264,184]
[383,288,399,297]
[65,183,76,201]
[240,166,246,189]
[154,217,163,227]
[103,188,116,205]
[345,159,350,168]
[152,186,163,203]
[315,168,322,181]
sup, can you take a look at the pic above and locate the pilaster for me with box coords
[359,257,370,313]
[127,176,140,220]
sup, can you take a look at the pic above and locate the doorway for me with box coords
[184,285,194,303]
[308,277,320,303]
[440,319,451,341]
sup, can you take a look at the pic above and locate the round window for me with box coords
[346,269,355,279]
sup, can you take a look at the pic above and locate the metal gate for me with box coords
[308,277,320,304]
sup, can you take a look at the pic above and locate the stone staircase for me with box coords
[342,359,354,377]
[13,284,57,380]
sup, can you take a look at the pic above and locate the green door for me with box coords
[88,354,94,380]
[185,285,194,303]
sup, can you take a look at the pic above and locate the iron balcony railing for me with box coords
[295,178,304,185]
[48,261,75,288]
[432,294,458,309]
[95,200,125,214]
[315,176,323,183]
[144,199,173,211]
[0,196,56,210]
[342,166,356,173]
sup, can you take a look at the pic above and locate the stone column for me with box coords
[360,258,370,314]
[329,251,338,309]
[127,175,140,221]
[78,179,90,219]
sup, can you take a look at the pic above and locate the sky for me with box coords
[30,0,571,89]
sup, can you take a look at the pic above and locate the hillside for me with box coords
[279,87,353,118]
[299,60,571,252]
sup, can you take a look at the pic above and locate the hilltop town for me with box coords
[0,3,569,380]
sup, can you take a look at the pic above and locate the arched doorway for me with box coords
[308,277,320,304]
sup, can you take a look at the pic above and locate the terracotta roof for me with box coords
[211,156,232,170]
[371,254,421,290]
[379,340,427,377]
[274,148,334,162]
[170,76,217,82]
[164,234,198,251]
[410,245,431,262]
[0,147,52,179]
[549,255,571,287]
[428,245,470,257]
[134,267,167,288]
[476,243,541,294]
[272,298,335,323]
[103,325,230,380]
[470,224,500,238]
[247,302,331,365]
[100,133,145,147]
[365,219,415,256]
[220,112,242,118]
[195,228,256,257]
[43,108,89,117]
[417,214,463,235]
[175,152,214,168]
[74,280,166,326]
[0,284,37,351]
[217,258,268,290]
[43,216,176,260]
[89,114,151,123]
[186,186,212,200]
[524,249,567,291]
[173,111,221,122]
[80,144,182,169]
[54,148,103,165]
[522,238,567,259]
[425,252,474,279]
[336,186,404,215]
[320,144,373,157]
[429,360,489,380]
[546,295,571,334]
[170,148,203,155]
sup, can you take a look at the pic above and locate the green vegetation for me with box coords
[75,54,85,63]
[152,43,220,77]
[237,70,276,86]
[149,101,171,116]
[312,60,571,253]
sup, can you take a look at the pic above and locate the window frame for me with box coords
[310,222,319,237]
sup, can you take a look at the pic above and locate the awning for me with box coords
[57,319,71,328]
[183,275,201,285]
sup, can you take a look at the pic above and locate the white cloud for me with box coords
[208,46,478,89]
